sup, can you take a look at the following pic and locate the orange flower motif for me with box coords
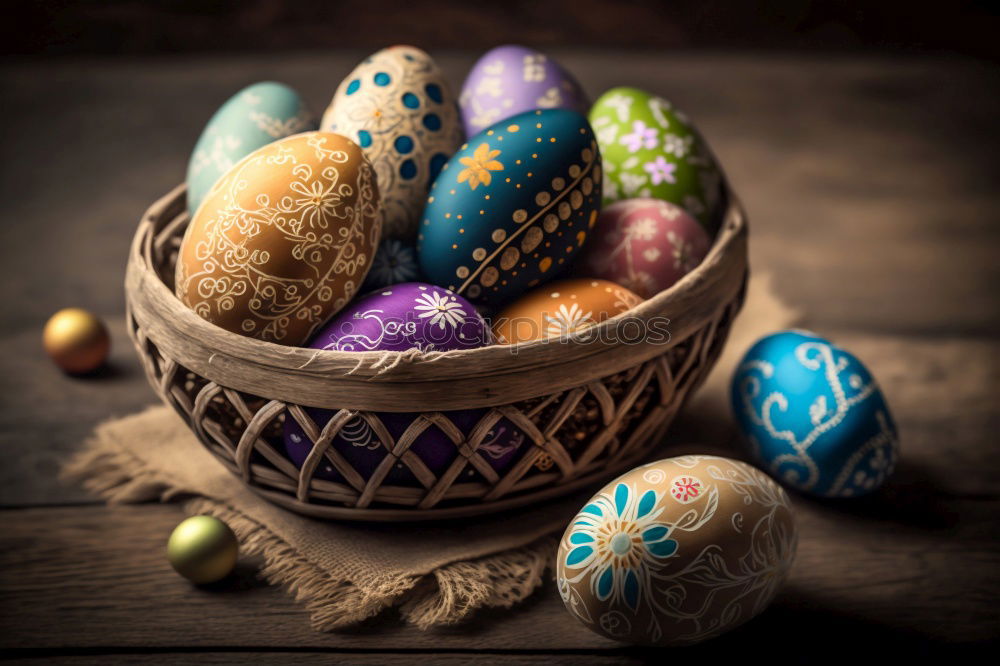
[457,142,503,190]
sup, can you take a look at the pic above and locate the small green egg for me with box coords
[166,515,239,584]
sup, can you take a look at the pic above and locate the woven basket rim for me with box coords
[126,184,747,410]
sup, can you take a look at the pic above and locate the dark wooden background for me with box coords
[0,3,998,662]
[4,0,999,59]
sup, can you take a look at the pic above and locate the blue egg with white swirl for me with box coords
[731,330,899,498]
[186,81,316,215]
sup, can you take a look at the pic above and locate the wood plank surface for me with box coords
[1,656,664,665]
[0,52,996,660]
[1,497,996,656]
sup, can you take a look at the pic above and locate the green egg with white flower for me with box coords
[589,87,722,233]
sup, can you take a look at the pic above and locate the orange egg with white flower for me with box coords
[492,278,643,344]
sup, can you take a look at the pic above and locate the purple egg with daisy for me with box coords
[283,282,530,486]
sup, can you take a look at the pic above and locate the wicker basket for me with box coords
[125,184,748,521]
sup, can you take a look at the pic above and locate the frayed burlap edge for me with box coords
[61,421,195,504]
[61,424,555,631]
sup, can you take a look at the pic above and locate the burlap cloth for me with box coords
[64,273,797,631]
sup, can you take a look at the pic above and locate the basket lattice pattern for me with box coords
[125,186,745,520]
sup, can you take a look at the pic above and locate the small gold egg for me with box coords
[167,515,239,585]
[42,308,110,374]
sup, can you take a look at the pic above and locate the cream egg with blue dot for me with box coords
[322,46,463,241]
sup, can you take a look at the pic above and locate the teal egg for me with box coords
[417,109,602,308]
[186,81,317,215]
[589,87,722,233]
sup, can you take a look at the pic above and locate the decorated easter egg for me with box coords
[362,238,421,291]
[418,109,602,308]
[731,330,900,498]
[493,278,642,344]
[589,87,722,231]
[575,198,710,298]
[558,455,797,646]
[282,283,528,485]
[186,81,316,215]
[459,45,589,138]
[322,46,464,241]
[307,282,489,352]
[176,132,380,345]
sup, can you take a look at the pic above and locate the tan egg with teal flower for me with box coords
[589,87,723,233]
[557,455,797,646]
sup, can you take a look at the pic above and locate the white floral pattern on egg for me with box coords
[186,81,316,216]
[574,198,711,298]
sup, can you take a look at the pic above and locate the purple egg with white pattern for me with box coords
[311,282,489,352]
[282,282,529,486]
[459,45,589,138]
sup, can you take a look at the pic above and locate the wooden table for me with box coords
[1,52,997,662]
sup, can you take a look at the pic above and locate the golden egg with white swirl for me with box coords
[557,455,797,646]
[175,131,381,345]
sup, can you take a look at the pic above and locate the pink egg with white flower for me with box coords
[574,198,710,299]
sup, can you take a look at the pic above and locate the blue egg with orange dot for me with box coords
[417,108,602,308]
